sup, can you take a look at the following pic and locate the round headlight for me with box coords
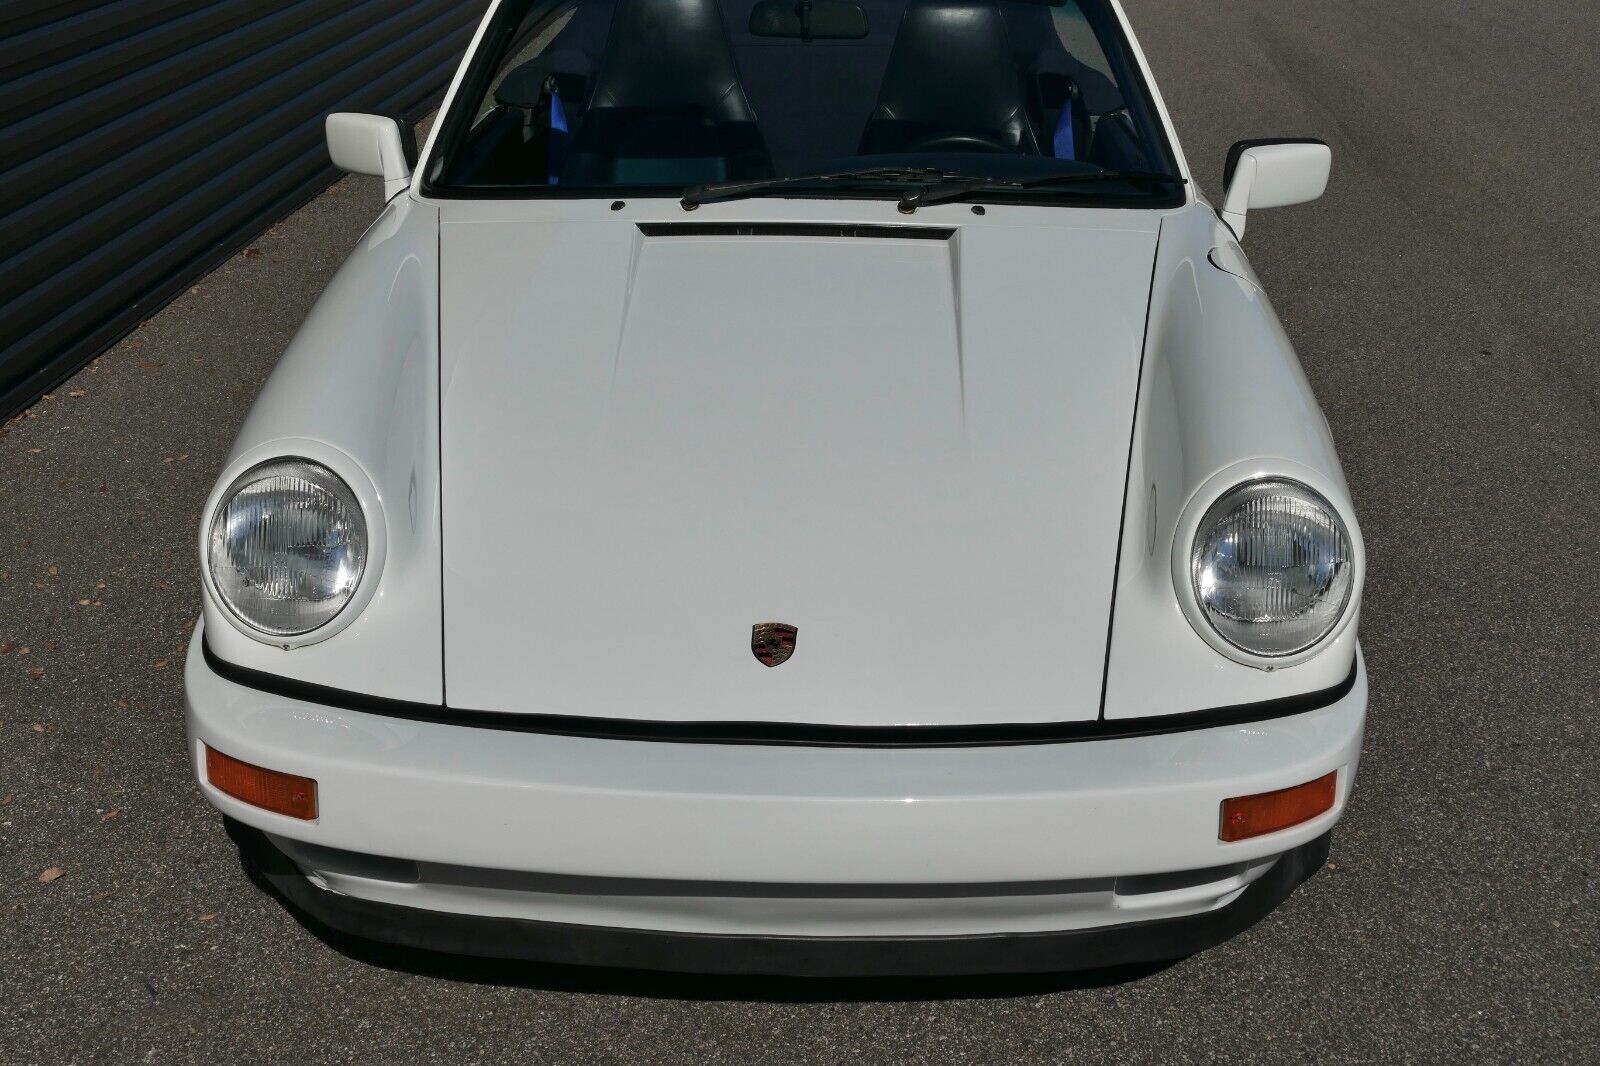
[1190,479,1353,658]
[207,460,367,637]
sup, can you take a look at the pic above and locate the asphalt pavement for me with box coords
[2,0,1596,1061]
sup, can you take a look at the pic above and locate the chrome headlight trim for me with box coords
[200,444,387,648]
[1173,464,1363,670]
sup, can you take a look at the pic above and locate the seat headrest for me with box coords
[589,0,756,123]
[868,0,1037,152]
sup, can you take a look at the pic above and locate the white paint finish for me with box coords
[1102,204,1362,718]
[200,198,444,702]
[440,210,1159,724]
[325,113,412,200]
[188,624,1366,888]
[1221,142,1332,240]
[184,0,1373,947]
[196,191,1363,724]
[1207,238,1261,289]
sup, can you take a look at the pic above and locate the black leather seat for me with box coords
[564,0,772,184]
[858,0,1042,157]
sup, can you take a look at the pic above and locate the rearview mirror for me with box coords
[749,0,868,39]
[1220,139,1331,240]
[326,113,416,201]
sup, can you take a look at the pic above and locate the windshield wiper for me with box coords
[898,170,1188,211]
[681,167,988,209]
[681,166,1186,210]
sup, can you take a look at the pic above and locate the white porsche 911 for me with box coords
[186,0,1364,976]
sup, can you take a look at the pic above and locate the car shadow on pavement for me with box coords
[238,853,1178,1001]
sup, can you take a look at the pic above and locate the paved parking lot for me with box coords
[3,0,1596,1061]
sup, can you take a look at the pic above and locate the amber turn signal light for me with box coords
[205,746,318,820]
[1220,771,1336,842]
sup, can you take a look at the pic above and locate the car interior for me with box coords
[433,0,1167,190]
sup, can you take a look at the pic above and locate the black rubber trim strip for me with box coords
[226,817,1331,977]
[201,638,1357,749]
[636,222,953,240]
[1096,213,1164,721]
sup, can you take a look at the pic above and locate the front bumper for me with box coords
[186,624,1366,973]
[229,816,1330,976]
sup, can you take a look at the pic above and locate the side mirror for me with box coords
[1220,139,1331,240]
[326,113,416,200]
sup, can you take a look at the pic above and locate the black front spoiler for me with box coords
[227,819,1330,978]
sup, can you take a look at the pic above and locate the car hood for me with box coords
[439,211,1161,726]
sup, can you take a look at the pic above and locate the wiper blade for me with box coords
[899,170,1187,211]
[681,167,986,208]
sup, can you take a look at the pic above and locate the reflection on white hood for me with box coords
[439,211,1160,726]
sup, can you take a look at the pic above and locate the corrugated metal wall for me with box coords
[0,0,491,420]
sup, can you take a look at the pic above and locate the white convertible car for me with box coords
[187,0,1364,975]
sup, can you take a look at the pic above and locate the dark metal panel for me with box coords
[0,0,311,127]
[2,0,417,169]
[0,3,122,41]
[4,24,477,350]
[0,1,493,419]
[0,4,467,240]
[1,2,225,80]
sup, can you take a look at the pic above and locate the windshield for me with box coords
[425,0,1181,205]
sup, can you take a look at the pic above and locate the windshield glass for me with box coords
[426,0,1181,204]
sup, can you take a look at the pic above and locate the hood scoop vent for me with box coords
[637,222,953,241]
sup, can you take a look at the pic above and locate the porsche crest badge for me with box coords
[751,622,798,667]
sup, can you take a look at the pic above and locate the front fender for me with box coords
[1103,204,1363,719]
[199,197,443,702]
